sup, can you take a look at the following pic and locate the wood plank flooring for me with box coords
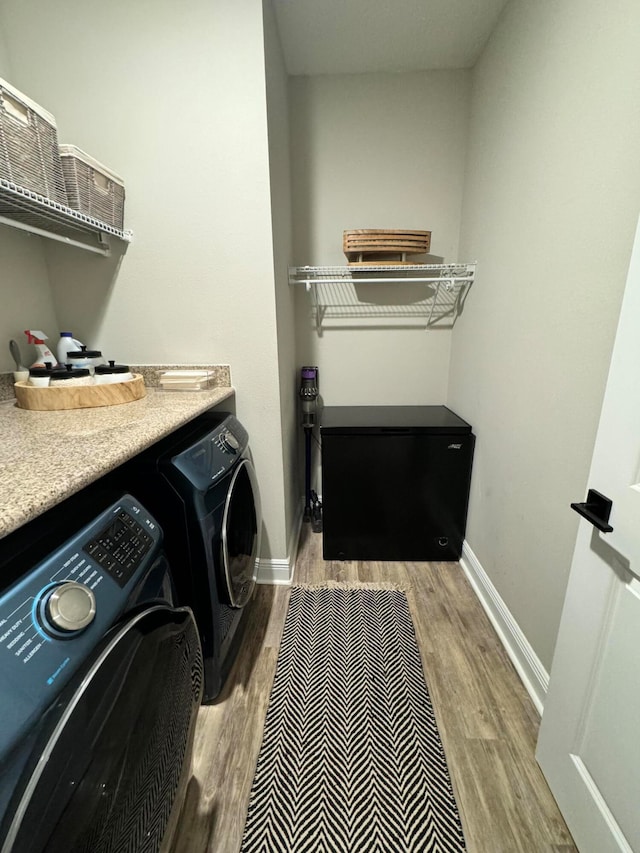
[171,526,578,852]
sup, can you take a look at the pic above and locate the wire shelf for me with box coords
[289,263,475,333]
[290,262,474,283]
[0,178,132,255]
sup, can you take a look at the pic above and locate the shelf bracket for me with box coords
[97,231,112,256]
[426,282,441,327]
[0,214,111,256]
[307,283,323,335]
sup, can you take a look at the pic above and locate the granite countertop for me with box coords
[0,373,234,539]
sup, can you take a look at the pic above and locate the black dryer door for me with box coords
[221,457,261,608]
[0,605,203,853]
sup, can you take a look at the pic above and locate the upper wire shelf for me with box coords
[289,263,476,333]
[0,178,133,256]
[289,262,475,285]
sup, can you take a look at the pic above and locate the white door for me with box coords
[536,214,640,853]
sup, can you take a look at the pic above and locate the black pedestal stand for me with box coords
[303,426,322,532]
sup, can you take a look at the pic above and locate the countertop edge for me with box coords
[0,385,235,539]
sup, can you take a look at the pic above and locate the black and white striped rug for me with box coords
[240,584,467,852]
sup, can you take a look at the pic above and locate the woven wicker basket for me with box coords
[59,144,125,228]
[0,77,67,203]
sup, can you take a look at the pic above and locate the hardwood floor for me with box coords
[171,525,578,852]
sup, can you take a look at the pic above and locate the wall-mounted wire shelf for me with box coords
[289,263,476,334]
[0,178,133,256]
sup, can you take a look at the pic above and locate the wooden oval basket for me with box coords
[14,374,146,411]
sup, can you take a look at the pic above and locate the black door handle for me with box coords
[571,488,614,533]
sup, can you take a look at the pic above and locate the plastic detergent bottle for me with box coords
[57,331,85,365]
[24,330,56,368]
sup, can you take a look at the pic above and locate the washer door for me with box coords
[221,457,261,608]
[0,605,203,853]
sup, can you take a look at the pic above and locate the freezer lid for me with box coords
[319,405,473,434]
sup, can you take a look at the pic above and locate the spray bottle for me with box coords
[24,330,57,368]
[56,331,86,365]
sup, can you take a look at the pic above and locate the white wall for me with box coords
[0,230,59,370]
[263,0,300,560]
[290,71,470,406]
[0,46,60,371]
[0,22,7,71]
[449,0,640,670]
[0,0,291,561]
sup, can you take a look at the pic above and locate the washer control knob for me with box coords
[43,582,96,634]
[220,431,239,454]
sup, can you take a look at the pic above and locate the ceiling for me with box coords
[272,0,509,76]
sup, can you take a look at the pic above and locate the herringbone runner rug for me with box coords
[240,584,467,852]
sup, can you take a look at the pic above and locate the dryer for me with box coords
[109,410,261,703]
[0,489,202,853]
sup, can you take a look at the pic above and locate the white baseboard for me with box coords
[256,557,293,585]
[460,541,549,715]
[255,501,304,586]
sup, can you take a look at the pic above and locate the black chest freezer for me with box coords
[320,405,475,561]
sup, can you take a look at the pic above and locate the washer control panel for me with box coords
[83,508,154,588]
[0,495,161,764]
[171,414,249,491]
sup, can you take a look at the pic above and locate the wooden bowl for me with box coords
[14,374,146,411]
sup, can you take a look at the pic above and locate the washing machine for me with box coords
[108,409,261,703]
[0,488,203,853]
